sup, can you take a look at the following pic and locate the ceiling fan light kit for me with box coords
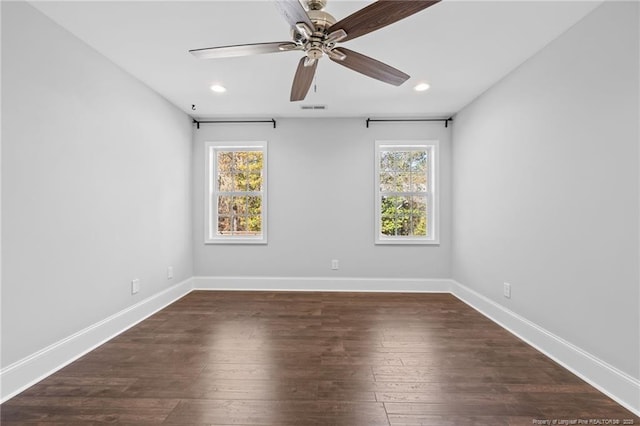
[189,0,440,102]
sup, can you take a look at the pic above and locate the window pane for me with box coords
[218,196,231,214]
[381,215,396,236]
[395,215,410,236]
[380,172,394,192]
[218,216,231,235]
[381,196,402,235]
[409,196,427,236]
[233,172,248,191]
[232,152,245,171]
[247,152,262,170]
[384,151,400,171]
[411,173,427,192]
[396,198,411,236]
[381,195,401,216]
[248,172,262,191]
[217,152,233,173]
[396,196,411,213]
[409,151,427,172]
[395,152,410,172]
[248,196,261,215]
[410,209,427,236]
[380,151,394,172]
[248,215,262,233]
[233,196,247,215]
[395,172,411,192]
[218,172,233,191]
[235,216,248,232]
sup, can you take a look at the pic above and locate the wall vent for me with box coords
[300,105,327,110]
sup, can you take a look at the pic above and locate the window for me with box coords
[205,141,267,244]
[375,140,439,244]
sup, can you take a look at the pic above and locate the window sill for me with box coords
[205,239,267,245]
[375,238,440,246]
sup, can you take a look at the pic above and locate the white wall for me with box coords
[1,2,193,367]
[452,0,639,381]
[193,118,451,280]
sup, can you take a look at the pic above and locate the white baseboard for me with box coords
[0,278,193,403]
[451,279,640,416]
[192,276,453,293]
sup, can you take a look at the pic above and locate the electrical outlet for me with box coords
[167,266,174,280]
[503,282,511,299]
[131,279,140,295]
[331,259,339,270]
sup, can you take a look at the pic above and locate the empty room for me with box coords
[1,0,639,424]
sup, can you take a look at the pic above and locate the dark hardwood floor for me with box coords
[2,291,638,425]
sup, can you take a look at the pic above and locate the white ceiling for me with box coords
[30,0,603,119]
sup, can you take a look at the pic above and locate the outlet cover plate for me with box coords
[503,282,511,299]
[131,279,140,295]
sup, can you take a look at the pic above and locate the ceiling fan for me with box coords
[189,0,440,102]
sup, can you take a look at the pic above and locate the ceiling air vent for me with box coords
[300,105,327,110]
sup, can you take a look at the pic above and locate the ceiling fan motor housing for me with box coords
[293,7,340,64]
[307,9,336,31]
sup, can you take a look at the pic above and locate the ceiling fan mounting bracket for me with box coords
[304,0,327,11]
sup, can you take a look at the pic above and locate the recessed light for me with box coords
[210,84,226,93]
[414,82,430,92]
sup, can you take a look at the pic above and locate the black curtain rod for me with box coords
[366,117,453,128]
[192,119,276,129]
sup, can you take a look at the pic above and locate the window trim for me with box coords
[374,140,439,245]
[205,141,268,244]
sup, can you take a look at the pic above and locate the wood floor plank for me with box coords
[125,377,319,401]
[387,413,518,425]
[17,376,137,398]
[376,391,519,404]
[163,399,390,425]
[1,291,638,425]
[0,397,179,424]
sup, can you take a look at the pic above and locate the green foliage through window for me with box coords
[215,150,264,236]
[378,149,430,238]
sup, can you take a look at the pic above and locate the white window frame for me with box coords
[205,141,268,244]
[375,140,439,245]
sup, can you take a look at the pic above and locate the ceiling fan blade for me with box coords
[328,0,440,42]
[290,57,318,101]
[330,47,409,86]
[190,42,299,59]
[274,0,315,30]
